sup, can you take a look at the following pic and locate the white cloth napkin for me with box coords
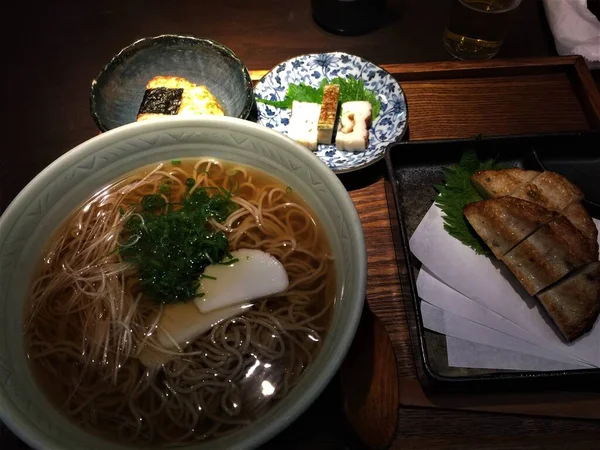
[542,0,600,69]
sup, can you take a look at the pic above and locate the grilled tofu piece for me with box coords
[137,76,224,121]
[336,117,369,151]
[502,216,598,296]
[562,202,599,250]
[511,171,584,212]
[336,101,372,151]
[287,101,321,151]
[464,197,558,259]
[471,169,540,199]
[537,261,600,342]
[317,84,340,144]
[146,76,196,90]
[340,101,372,128]
[178,86,225,117]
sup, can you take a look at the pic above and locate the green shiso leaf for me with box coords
[434,149,501,255]
[257,76,382,120]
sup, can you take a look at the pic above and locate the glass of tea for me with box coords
[443,0,522,60]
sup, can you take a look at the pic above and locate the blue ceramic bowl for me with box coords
[90,35,254,132]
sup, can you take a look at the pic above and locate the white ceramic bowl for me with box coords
[0,117,366,450]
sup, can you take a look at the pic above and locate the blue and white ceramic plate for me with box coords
[254,52,408,173]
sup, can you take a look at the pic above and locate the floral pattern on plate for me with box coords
[254,52,408,173]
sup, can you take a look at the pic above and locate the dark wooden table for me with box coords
[2,0,600,448]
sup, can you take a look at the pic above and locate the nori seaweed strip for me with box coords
[138,88,184,115]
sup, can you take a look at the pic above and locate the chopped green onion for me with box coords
[141,194,166,211]
[119,184,238,303]
[220,257,239,265]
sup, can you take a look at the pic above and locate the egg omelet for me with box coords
[137,76,225,122]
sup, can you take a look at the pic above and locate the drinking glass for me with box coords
[443,0,522,60]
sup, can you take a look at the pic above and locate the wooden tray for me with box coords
[251,56,600,423]
[3,56,599,450]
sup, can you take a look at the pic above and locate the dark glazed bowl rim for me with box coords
[89,34,254,132]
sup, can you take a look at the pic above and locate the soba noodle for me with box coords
[24,159,335,445]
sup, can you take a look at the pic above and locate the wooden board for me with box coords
[251,56,600,426]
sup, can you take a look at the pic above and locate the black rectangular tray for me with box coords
[384,131,600,392]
